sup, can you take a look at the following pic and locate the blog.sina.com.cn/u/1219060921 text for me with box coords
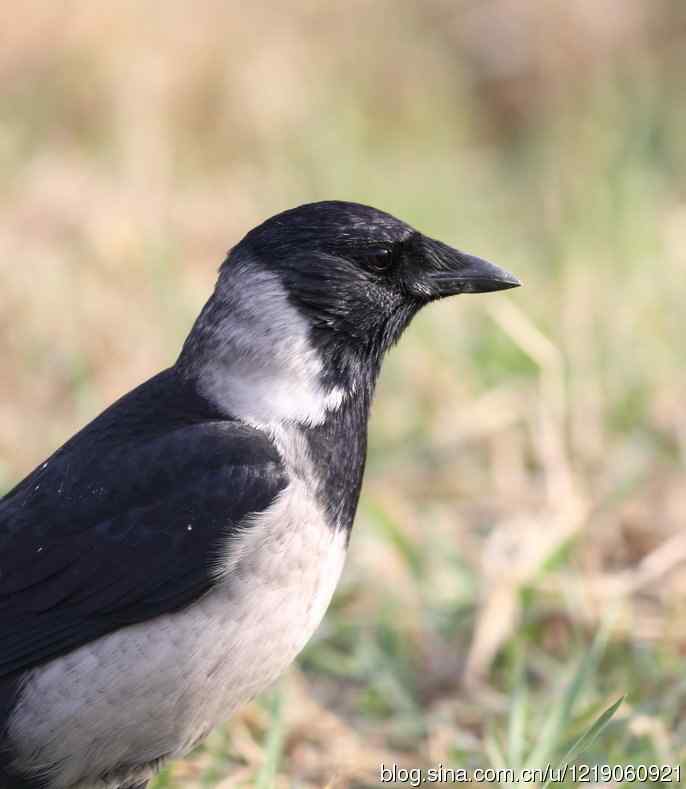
[379,762,682,784]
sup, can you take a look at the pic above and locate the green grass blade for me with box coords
[507,643,528,772]
[525,627,608,769]
[367,500,424,579]
[484,728,508,771]
[542,696,624,789]
[254,689,286,789]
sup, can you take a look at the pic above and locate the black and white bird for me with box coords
[0,201,519,789]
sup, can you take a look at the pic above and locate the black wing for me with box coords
[0,369,288,679]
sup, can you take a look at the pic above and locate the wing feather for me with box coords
[0,370,288,678]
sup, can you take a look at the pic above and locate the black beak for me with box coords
[421,237,521,297]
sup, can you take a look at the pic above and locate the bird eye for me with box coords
[361,246,395,274]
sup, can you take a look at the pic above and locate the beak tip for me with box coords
[462,258,522,294]
[466,276,521,293]
[502,274,522,290]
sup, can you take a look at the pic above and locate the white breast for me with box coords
[8,480,347,789]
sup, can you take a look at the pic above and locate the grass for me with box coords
[2,2,686,786]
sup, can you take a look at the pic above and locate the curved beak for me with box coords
[423,237,521,297]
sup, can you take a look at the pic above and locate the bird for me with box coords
[0,200,519,789]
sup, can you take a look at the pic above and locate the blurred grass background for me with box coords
[2,1,686,786]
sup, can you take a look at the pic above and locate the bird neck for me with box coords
[176,263,380,536]
[176,266,349,427]
[299,382,372,536]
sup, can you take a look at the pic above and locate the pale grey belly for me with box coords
[8,486,347,789]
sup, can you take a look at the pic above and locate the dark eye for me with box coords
[360,246,396,274]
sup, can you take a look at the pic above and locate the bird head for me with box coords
[180,201,520,426]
